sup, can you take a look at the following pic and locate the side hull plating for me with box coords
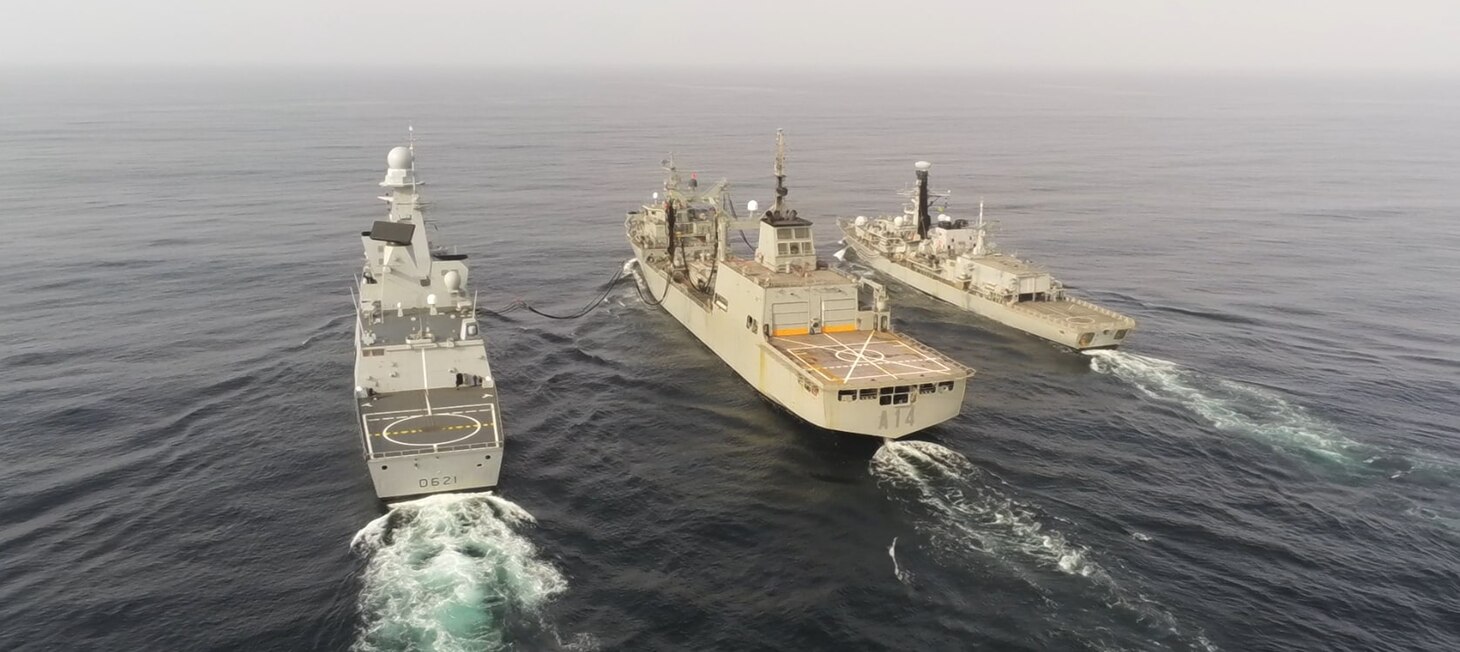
[842,229,1130,350]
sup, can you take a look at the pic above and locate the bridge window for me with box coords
[838,390,856,402]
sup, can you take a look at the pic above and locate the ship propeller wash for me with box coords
[838,162,1136,350]
[625,132,973,438]
[351,143,504,500]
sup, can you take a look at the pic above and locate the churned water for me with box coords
[2,69,1458,651]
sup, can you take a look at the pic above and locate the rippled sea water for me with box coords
[2,70,1458,651]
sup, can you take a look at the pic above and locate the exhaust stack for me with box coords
[914,160,932,238]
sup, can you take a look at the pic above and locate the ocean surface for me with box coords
[2,69,1458,651]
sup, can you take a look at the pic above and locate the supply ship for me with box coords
[351,143,504,499]
[839,161,1136,350]
[625,132,973,438]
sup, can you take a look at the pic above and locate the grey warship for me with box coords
[626,132,973,438]
[351,143,504,500]
[839,162,1136,350]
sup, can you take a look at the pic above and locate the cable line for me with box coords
[520,266,627,320]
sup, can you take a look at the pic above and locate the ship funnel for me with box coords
[914,161,932,238]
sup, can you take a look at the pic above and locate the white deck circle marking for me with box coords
[382,413,483,447]
[835,348,887,364]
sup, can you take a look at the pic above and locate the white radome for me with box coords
[915,160,932,171]
[854,215,868,227]
[893,216,906,227]
[443,270,462,292]
[747,200,759,213]
[387,146,413,170]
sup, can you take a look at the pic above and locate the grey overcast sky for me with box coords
[3,1,1457,73]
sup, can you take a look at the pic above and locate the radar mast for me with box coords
[769,129,789,217]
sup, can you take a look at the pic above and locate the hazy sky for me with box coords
[4,1,1457,73]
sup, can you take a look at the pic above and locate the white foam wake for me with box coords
[871,441,1108,581]
[889,537,911,585]
[872,441,1215,650]
[350,493,576,652]
[1087,350,1357,462]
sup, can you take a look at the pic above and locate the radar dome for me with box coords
[747,200,759,213]
[426,294,438,306]
[387,146,413,170]
[443,270,462,292]
[854,215,868,227]
[914,160,932,171]
[937,213,952,222]
[892,216,906,227]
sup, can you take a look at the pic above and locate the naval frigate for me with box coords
[351,143,504,500]
[838,162,1136,350]
[625,132,973,438]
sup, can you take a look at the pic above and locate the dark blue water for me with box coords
[2,70,1458,651]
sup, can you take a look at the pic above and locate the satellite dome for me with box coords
[747,200,759,213]
[937,213,953,222]
[387,146,413,170]
[443,270,462,292]
[892,216,906,227]
[854,215,868,227]
[914,160,932,172]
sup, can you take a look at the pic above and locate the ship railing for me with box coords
[763,342,839,389]
[1064,295,1136,324]
[368,440,499,460]
[905,258,964,289]
[1007,295,1135,328]
[894,332,977,378]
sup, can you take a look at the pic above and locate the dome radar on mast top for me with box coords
[387,146,413,170]
[381,145,418,188]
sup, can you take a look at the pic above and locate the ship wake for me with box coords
[350,493,590,652]
[872,440,1215,651]
[1085,350,1372,466]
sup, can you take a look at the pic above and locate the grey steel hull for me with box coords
[841,225,1134,350]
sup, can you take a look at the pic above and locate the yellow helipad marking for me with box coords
[373,423,486,437]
